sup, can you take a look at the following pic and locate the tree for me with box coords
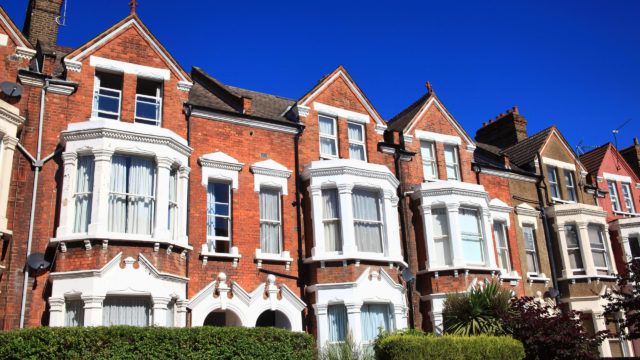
[602,259,640,340]
[443,281,511,336]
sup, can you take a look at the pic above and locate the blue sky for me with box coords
[4,0,639,150]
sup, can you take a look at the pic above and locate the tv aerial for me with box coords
[0,82,23,98]
[26,253,50,273]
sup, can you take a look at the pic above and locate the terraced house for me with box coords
[0,1,637,357]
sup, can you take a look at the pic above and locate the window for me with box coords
[353,189,384,253]
[630,236,640,259]
[459,208,484,264]
[168,169,178,239]
[73,155,94,233]
[361,304,392,343]
[564,170,577,202]
[259,187,282,254]
[347,122,366,161]
[565,224,585,275]
[621,183,635,213]
[547,166,560,199]
[65,299,84,327]
[319,115,338,158]
[108,155,156,235]
[92,71,123,120]
[588,224,609,275]
[135,78,163,126]
[207,181,231,253]
[608,181,621,212]
[322,189,342,252]
[327,304,348,343]
[494,222,511,272]
[523,225,540,275]
[444,145,460,180]
[102,296,151,326]
[431,208,451,266]
[420,141,438,180]
[606,314,626,358]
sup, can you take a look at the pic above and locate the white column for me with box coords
[82,295,105,326]
[178,166,190,246]
[593,312,610,357]
[421,203,436,269]
[176,299,188,327]
[603,225,617,274]
[577,222,596,276]
[429,295,446,335]
[447,203,465,267]
[56,152,78,238]
[345,302,363,344]
[555,224,573,278]
[154,157,173,241]
[314,304,329,348]
[393,304,407,331]
[482,208,497,268]
[338,184,356,254]
[0,136,18,232]
[48,297,65,327]
[620,235,633,263]
[152,296,170,327]
[309,185,325,256]
[383,189,401,259]
[88,149,114,236]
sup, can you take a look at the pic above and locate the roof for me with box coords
[386,93,432,131]
[188,67,296,125]
[0,6,31,48]
[579,143,610,175]
[501,126,554,167]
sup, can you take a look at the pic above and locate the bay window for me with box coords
[322,189,342,252]
[565,224,585,275]
[347,122,366,161]
[102,296,151,326]
[327,304,348,343]
[73,155,94,233]
[108,155,156,235]
[135,78,163,126]
[621,183,635,213]
[564,170,577,202]
[523,225,540,275]
[361,304,392,343]
[353,189,384,253]
[631,236,640,259]
[92,71,123,120]
[319,115,338,159]
[608,181,621,212]
[494,222,511,272]
[444,145,460,180]
[207,181,231,253]
[64,299,84,327]
[459,208,484,264]
[588,224,609,274]
[431,208,451,266]
[259,187,282,254]
[168,169,178,239]
[548,166,560,199]
[420,141,438,180]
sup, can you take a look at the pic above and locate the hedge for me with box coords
[374,331,525,360]
[0,326,315,360]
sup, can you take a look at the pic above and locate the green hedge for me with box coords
[0,326,315,360]
[374,331,525,360]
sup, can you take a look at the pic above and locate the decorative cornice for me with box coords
[0,104,25,128]
[478,167,538,183]
[547,205,607,219]
[302,164,399,188]
[47,83,76,96]
[416,187,490,202]
[250,165,291,179]
[199,158,244,172]
[15,46,36,60]
[515,205,540,218]
[294,105,310,118]
[177,81,193,92]
[64,59,82,72]
[18,73,44,88]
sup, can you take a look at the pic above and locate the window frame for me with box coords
[459,207,485,265]
[564,224,585,275]
[523,225,540,276]
[547,166,561,200]
[444,144,460,181]
[73,154,94,234]
[318,115,339,159]
[352,188,385,254]
[207,181,232,251]
[168,168,178,240]
[321,188,342,252]
[588,224,610,274]
[608,180,622,212]
[621,183,636,213]
[494,221,512,273]
[259,186,283,254]
[420,140,438,181]
[431,207,452,267]
[347,122,367,161]
[630,235,640,260]
[134,77,163,127]
[564,169,577,202]
[92,71,123,121]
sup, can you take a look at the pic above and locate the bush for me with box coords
[374,330,524,360]
[0,326,315,360]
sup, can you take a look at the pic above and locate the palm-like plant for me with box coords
[443,280,512,336]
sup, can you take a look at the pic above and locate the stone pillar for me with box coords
[56,152,78,237]
[176,299,188,327]
[178,166,190,246]
[0,136,18,232]
[338,184,356,254]
[88,149,114,236]
[482,208,498,268]
[345,302,363,344]
[48,297,65,327]
[577,222,596,276]
[154,157,173,241]
[593,312,610,357]
[152,297,170,327]
[314,304,329,348]
[309,185,326,255]
[620,235,633,263]
[82,295,105,326]
[384,189,402,259]
[555,224,573,278]
[447,203,464,267]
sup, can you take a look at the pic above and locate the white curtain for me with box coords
[319,116,337,156]
[459,208,483,263]
[260,188,281,254]
[444,145,459,180]
[108,155,128,233]
[65,299,84,327]
[588,225,607,268]
[328,304,348,342]
[565,225,584,270]
[168,170,177,238]
[348,123,365,160]
[127,157,155,235]
[494,223,511,271]
[74,155,94,233]
[431,208,451,266]
[322,189,342,251]
[102,296,150,326]
[523,226,538,273]
[353,189,383,253]
[361,304,391,342]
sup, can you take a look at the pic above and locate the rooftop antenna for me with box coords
[575,140,597,155]
[55,0,68,26]
[612,118,632,150]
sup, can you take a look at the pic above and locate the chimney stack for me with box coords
[242,97,252,115]
[23,0,64,47]
[475,106,528,149]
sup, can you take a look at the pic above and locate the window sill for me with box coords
[558,274,617,284]
[613,211,639,217]
[303,253,407,268]
[51,234,192,251]
[526,273,551,284]
[551,198,575,205]
[418,265,502,277]
[255,249,293,270]
[200,245,241,267]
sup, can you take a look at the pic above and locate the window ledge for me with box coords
[526,273,551,284]
[303,253,407,268]
[255,249,293,270]
[50,234,192,251]
[558,274,617,283]
[200,246,241,267]
[552,198,575,204]
[613,211,639,217]
[418,265,502,277]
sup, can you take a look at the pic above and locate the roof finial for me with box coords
[425,81,433,94]
[129,0,138,14]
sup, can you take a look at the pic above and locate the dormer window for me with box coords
[564,170,577,202]
[92,71,123,120]
[135,78,163,126]
[319,115,338,159]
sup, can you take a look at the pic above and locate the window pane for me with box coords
[592,251,607,268]
[323,189,342,252]
[459,209,480,236]
[319,116,336,135]
[353,190,381,222]
[630,236,640,258]
[588,225,605,249]
[348,123,363,141]
[135,98,160,121]
[564,170,576,201]
[565,225,580,247]
[328,305,348,342]
[463,239,484,263]
[97,94,120,114]
[569,249,584,269]
[214,217,229,237]
[420,141,437,179]
[260,188,281,254]
[215,203,229,216]
[213,183,230,203]
[526,252,538,273]
[444,145,459,180]
[65,300,85,327]
[523,226,536,250]
[431,208,449,238]
[102,296,150,326]
[74,155,94,233]
[349,143,366,160]
[320,138,337,156]
[548,167,559,198]
[361,304,391,342]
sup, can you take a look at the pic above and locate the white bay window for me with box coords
[361,303,392,343]
[102,296,151,327]
[460,208,484,264]
[327,304,348,343]
[565,224,585,275]
[73,155,94,233]
[431,208,451,267]
[588,224,610,275]
[353,189,384,254]
[322,189,342,252]
[64,299,84,327]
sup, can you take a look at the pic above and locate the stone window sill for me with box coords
[201,245,241,267]
[304,253,406,268]
[255,249,293,270]
[51,234,192,251]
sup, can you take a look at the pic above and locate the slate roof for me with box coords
[579,143,610,175]
[501,126,554,167]
[386,93,432,131]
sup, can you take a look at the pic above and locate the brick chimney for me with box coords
[22,0,64,46]
[475,106,528,149]
[242,97,252,115]
[620,137,640,179]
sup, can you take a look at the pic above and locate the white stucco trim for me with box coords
[414,130,461,146]
[602,172,632,184]
[0,100,23,235]
[609,217,640,262]
[0,12,29,48]
[515,203,540,229]
[90,56,171,81]
[251,159,292,195]
[199,151,244,190]
[489,198,512,227]
[313,102,370,124]
[542,157,576,171]
[0,34,7,47]
[403,97,475,149]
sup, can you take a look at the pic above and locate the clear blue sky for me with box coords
[4,0,639,150]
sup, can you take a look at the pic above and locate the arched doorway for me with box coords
[255,310,291,330]
[203,309,242,327]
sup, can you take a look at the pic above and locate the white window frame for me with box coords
[494,221,512,273]
[564,170,577,202]
[168,168,178,240]
[322,188,342,252]
[548,166,561,200]
[588,224,610,275]
[608,180,622,212]
[459,207,485,265]
[347,122,367,161]
[420,140,438,181]
[134,78,163,127]
[564,224,585,275]
[353,188,385,254]
[73,155,94,234]
[523,225,540,276]
[444,144,460,181]
[431,207,452,267]
[92,71,122,121]
[621,183,636,213]
[259,187,283,254]
[207,181,232,251]
[319,115,338,159]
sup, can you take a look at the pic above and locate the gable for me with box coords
[0,7,30,49]
[601,146,640,183]
[540,130,585,172]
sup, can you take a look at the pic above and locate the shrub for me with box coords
[603,259,640,340]
[374,330,524,360]
[319,333,374,360]
[0,326,315,360]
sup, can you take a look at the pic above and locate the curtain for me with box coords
[65,299,85,327]
[523,226,538,273]
[431,208,451,266]
[494,223,511,271]
[588,225,607,268]
[420,141,436,179]
[361,304,391,342]
[102,297,150,326]
[319,117,337,156]
[260,188,281,254]
[444,145,458,180]
[168,170,177,238]
[206,182,216,250]
[108,155,128,233]
[166,299,175,327]
[127,157,155,235]
[322,189,342,251]
[459,208,483,263]
[348,123,365,160]
[349,144,365,161]
[74,155,94,233]
[565,225,584,270]
[353,189,383,253]
[327,304,348,342]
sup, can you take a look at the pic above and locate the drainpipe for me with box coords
[535,152,561,304]
[184,103,193,301]
[293,123,306,331]
[19,80,49,328]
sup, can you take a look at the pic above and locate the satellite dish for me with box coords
[0,82,22,98]
[548,288,560,299]
[401,267,415,283]
[27,253,50,272]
